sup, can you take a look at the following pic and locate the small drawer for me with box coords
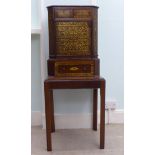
[73,9,92,18]
[55,61,94,77]
[55,9,73,18]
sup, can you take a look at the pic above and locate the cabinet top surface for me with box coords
[47,5,99,8]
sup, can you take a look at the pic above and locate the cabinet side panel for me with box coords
[92,8,98,57]
[48,7,55,57]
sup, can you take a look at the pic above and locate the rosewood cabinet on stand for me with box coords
[44,5,106,151]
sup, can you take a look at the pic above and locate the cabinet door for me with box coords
[55,21,92,56]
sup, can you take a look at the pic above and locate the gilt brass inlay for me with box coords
[55,22,91,56]
[69,67,79,71]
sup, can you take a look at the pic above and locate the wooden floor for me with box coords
[31,124,124,155]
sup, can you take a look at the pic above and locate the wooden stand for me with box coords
[44,77,106,151]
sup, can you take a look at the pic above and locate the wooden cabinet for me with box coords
[47,5,99,78]
[44,6,106,151]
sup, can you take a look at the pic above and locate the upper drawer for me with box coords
[55,9,73,18]
[54,8,92,18]
[74,9,92,18]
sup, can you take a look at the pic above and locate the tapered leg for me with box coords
[100,80,106,149]
[50,90,55,132]
[93,89,98,131]
[44,83,52,151]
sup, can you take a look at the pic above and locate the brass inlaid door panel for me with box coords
[55,21,92,56]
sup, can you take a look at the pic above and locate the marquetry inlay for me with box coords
[55,21,91,56]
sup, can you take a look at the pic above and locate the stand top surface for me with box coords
[45,76,105,82]
[44,76,105,89]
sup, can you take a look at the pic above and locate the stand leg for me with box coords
[44,83,52,151]
[100,80,105,149]
[50,90,55,132]
[93,89,98,131]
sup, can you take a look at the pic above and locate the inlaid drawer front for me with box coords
[55,61,94,77]
[54,9,92,19]
[55,9,73,18]
[73,9,92,18]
